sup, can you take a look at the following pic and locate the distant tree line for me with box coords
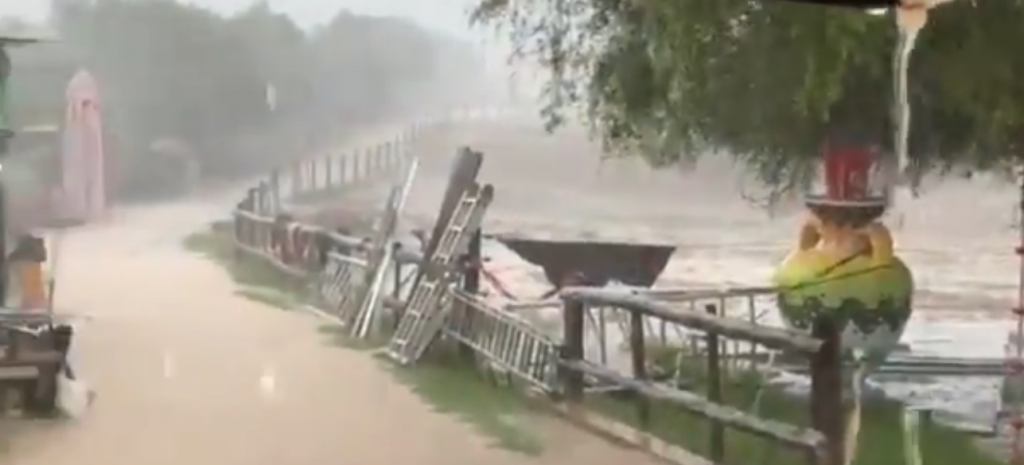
[6,0,484,198]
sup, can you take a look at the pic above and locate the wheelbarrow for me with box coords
[491,234,677,297]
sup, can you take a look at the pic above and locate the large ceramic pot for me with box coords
[773,219,913,367]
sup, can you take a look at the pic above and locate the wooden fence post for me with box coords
[375,144,384,174]
[269,169,280,213]
[367,146,375,176]
[561,297,586,402]
[458,230,482,360]
[308,160,314,192]
[324,155,333,189]
[388,141,397,170]
[290,161,301,197]
[362,148,370,180]
[340,153,348,184]
[366,145,374,176]
[391,141,399,170]
[810,316,845,465]
[253,182,264,216]
[705,303,726,462]
[629,310,651,429]
[235,189,256,255]
[354,150,362,183]
[308,157,317,192]
[391,140,399,171]
[392,243,404,300]
[232,212,243,262]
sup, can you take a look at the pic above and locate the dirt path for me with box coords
[0,195,658,465]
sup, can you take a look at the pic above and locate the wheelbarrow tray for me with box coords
[492,234,677,288]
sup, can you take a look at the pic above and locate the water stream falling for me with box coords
[890,6,922,227]
[883,2,1008,463]
[889,1,957,225]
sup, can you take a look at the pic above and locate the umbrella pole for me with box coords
[0,45,11,306]
[0,36,46,306]
[0,181,6,306]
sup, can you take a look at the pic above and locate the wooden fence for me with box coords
[226,119,847,465]
[239,118,439,218]
[557,287,845,465]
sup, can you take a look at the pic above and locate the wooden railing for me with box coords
[239,118,440,218]
[231,185,851,465]
[226,117,851,465]
[233,206,422,271]
[558,287,846,465]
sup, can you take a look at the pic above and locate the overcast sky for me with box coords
[2,0,518,69]
[3,0,482,37]
[2,0,541,102]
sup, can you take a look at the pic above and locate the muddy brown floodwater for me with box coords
[22,117,1010,465]
[390,120,1024,425]
[0,122,662,465]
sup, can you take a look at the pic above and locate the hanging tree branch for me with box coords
[472,0,1024,194]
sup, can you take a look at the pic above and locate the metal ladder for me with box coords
[316,252,368,322]
[350,157,420,337]
[349,187,403,337]
[387,183,494,365]
[445,289,560,391]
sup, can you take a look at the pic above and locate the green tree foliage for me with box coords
[7,0,483,195]
[472,0,1024,193]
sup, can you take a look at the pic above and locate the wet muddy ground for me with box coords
[0,153,662,464]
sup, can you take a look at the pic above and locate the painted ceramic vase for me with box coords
[772,142,914,367]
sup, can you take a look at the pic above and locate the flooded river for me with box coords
[400,121,1024,426]
[306,120,1023,427]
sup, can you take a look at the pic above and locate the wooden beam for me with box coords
[0,351,62,366]
[233,209,274,224]
[559,287,821,354]
[233,209,423,261]
[560,359,826,452]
